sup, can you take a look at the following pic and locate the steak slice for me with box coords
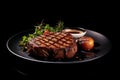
[27,32,77,59]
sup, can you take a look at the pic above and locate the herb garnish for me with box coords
[19,20,64,49]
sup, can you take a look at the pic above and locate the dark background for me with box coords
[0,2,117,79]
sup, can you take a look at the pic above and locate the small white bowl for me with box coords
[62,27,87,38]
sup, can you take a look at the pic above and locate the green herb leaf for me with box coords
[19,20,64,50]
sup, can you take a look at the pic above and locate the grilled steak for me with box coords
[27,32,77,59]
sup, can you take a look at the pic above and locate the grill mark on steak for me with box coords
[27,32,77,59]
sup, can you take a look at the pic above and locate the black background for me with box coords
[0,2,117,79]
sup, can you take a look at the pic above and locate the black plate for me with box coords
[6,28,111,64]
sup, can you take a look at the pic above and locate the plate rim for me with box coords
[6,28,111,64]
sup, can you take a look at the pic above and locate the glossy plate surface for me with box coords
[6,28,111,64]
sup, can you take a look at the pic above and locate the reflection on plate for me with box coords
[6,28,111,64]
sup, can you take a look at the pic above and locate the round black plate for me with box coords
[6,29,111,64]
